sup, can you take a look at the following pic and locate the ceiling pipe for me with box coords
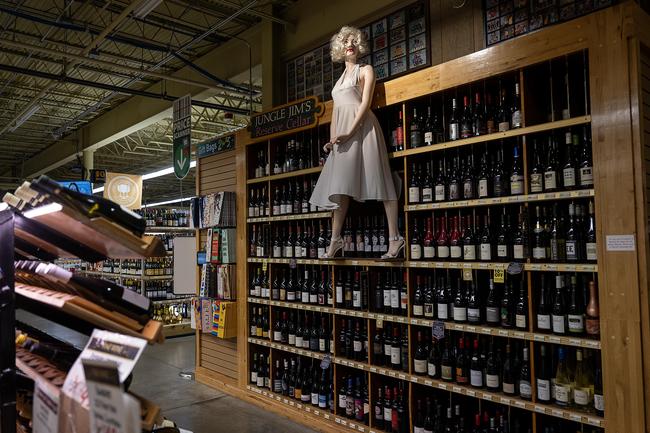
[0,62,251,115]
[0,39,243,94]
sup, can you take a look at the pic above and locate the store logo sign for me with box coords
[104,172,143,210]
[250,96,324,138]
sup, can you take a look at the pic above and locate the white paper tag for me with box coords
[606,234,636,251]
[62,329,147,409]
[32,379,59,433]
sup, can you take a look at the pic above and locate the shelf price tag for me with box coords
[462,269,473,281]
[289,259,297,269]
[493,268,505,283]
[262,262,268,272]
[432,320,445,341]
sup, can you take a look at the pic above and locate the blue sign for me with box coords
[196,134,235,159]
[59,180,93,195]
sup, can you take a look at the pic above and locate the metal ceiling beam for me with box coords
[177,0,290,26]
[0,39,238,93]
[0,63,252,115]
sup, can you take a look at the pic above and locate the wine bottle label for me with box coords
[274,380,282,393]
[519,381,532,399]
[594,394,604,411]
[295,335,304,347]
[437,303,449,319]
[568,314,585,332]
[384,343,392,357]
[390,346,401,365]
[427,362,437,377]
[449,183,459,200]
[537,379,551,401]
[424,131,433,145]
[574,388,590,406]
[515,314,526,329]
[486,374,500,388]
[503,382,515,394]
[530,174,543,193]
[586,318,600,335]
[257,376,264,387]
[284,246,293,257]
[250,325,256,335]
[511,110,521,128]
[289,334,296,345]
[302,203,309,213]
[544,172,557,190]
[532,247,546,259]
[566,241,577,260]
[409,187,420,203]
[422,188,433,202]
[435,185,445,201]
[353,340,362,353]
[301,393,310,402]
[317,247,326,258]
[424,303,434,318]
[273,246,282,257]
[383,407,392,422]
[441,365,453,380]
[469,370,483,388]
[463,245,476,260]
[510,175,524,194]
[364,402,369,416]
[256,246,263,257]
[474,179,488,200]
[414,427,425,433]
[336,286,343,304]
[437,245,450,258]
[467,308,480,322]
[383,290,392,308]
[479,243,491,260]
[586,242,597,261]
[410,244,422,260]
[287,291,296,301]
[365,236,372,252]
[449,123,459,140]
[353,291,361,308]
[273,205,281,215]
[555,384,570,404]
[414,359,427,373]
[391,290,400,309]
[497,245,508,258]
[413,305,424,316]
[301,292,309,303]
[317,338,325,352]
[372,235,379,252]
[498,121,510,132]
[339,395,347,409]
[310,294,318,304]
[448,245,461,259]
[486,307,499,323]
[513,244,524,260]
[251,372,258,382]
[563,168,576,187]
[537,314,551,330]
[463,182,474,199]
[552,315,566,333]
[274,331,282,341]
[453,307,467,322]
[423,246,435,259]
[580,166,594,185]
[311,393,319,406]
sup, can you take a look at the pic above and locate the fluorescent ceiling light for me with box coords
[92,160,196,193]
[23,203,62,218]
[143,196,195,208]
[9,105,40,132]
[133,0,163,18]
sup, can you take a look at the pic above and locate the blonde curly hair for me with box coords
[330,25,369,63]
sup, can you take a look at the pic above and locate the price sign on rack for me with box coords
[493,268,505,284]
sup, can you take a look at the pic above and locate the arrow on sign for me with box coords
[176,150,188,171]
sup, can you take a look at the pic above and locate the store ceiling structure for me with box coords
[0,0,284,200]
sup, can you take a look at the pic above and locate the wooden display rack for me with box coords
[193,4,650,433]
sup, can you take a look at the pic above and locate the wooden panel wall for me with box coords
[195,149,238,384]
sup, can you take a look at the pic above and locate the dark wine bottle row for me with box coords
[409,201,596,263]
[139,208,190,227]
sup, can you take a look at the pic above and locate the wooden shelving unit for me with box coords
[190,5,650,433]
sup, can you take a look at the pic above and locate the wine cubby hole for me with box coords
[536,413,603,433]
[249,346,271,386]
[268,124,329,175]
[411,381,534,432]
[336,365,371,422]
[369,374,410,431]
[337,315,370,364]
[369,320,410,373]
[268,173,321,217]
[373,103,404,152]
[523,50,591,126]
[529,271,600,340]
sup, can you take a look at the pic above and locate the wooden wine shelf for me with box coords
[247,297,600,349]
[405,189,595,212]
[247,166,324,185]
[246,385,378,433]
[162,321,193,337]
[387,116,592,159]
[247,211,331,223]
[247,257,598,273]
[144,226,194,232]
[78,270,173,281]
[247,338,604,428]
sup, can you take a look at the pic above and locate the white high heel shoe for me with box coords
[381,235,405,260]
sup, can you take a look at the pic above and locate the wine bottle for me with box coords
[562,130,577,189]
[485,341,500,391]
[519,347,532,400]
[460,96,473,139]
[469,338,483,388]
[467,279,481,324]
[477,147,490,198]
[537,344,552,403]
[462,215,477,261]
[502,344,515,395]
[435,158,447,202]
[594,357,604,416]
[579,126,594,187]
[448,152,461,201]
[514,278,528,330]
[532,205,547,261]
[449,98,460,141]
[473,92,487,136]
[585,280,600,336]
[414,331,428,375]
[455,337,469,384]
[409,163,421,203]
[410,108,423,148]
[544,136,559,192]
[453,278,467,323]
[497,85,510,132]
[436,216,450,259]
[552,274,567,335]
[411,218,423,260]
[511,80,522,128]
[479,213,493,261]
[450,216,462,259]
[510,143,524,195]
[554,347,572,406]
[567,275,585,334]
[423,106,434,146]
[530,139,544,194]
[485,278,500,326]
[413,276,424,317]
[423,217,435,260]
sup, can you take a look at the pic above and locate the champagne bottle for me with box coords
[585,280,600,336]
[554,347,572,406]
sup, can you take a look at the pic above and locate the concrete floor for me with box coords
[17,310,317,433]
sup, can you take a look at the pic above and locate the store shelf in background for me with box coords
[76,271,173,281]
[247,211,331,223]
[388,116,592,159]
[247,258,597,273]
[162,321,193,338]
[409,318,601,349]
[247,166,323,185]
[405,189,595,212]
[248,338,603,427]
[246,385,377,433]
[145,227,194,232]
[154,298,193,305]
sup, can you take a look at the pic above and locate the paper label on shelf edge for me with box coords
[62,329,147,409]
[606,234,636,251]
[32,379,59,433]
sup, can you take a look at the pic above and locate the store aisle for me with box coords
[17,311,315,433]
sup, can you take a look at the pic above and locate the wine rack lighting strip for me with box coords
[388,116,592,158]
[247,211,331,224]
[247,298,600,349]
[405,189,595,212]
[246,385,379,433]
[246,258,597,273]
[247,338,603,428]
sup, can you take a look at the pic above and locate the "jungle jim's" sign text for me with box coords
[251,97,323,138]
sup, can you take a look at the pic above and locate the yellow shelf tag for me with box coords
[494,268,505,283]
